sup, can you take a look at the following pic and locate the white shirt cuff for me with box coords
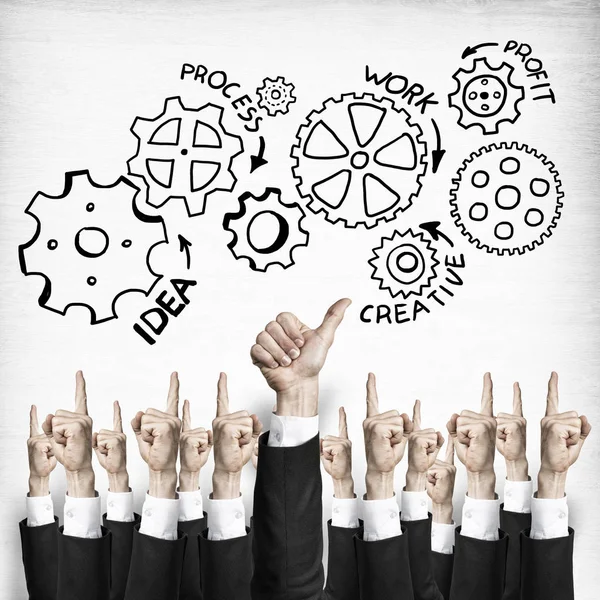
[332,496,359,528]
[63,493,102,539]
[267,414,319,447]
[460,494,500,541]
[207,494,246,541]
[179,489,204,522]
[106,490,134,522]
[139,493,179,541]
[26,493,55,527]
[401,490,429,522]
[504,478,533,514]
[361,494,402,541]
[431,522,455,555]
[530,494,569,540]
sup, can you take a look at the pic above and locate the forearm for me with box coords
[432,503,453,525]
[29,475,50,497]
[405,469,427,492]
[333,477,354,499]
[178,469,200,493]
[467,471,496,500]
[365,471,394,500]
[212,470,241,500]
[275,378,319,417]
[149,469,177,499]
[505,458,529,482]
[107,471,129,494]
[66,468,95,498]
[537,469,566,499]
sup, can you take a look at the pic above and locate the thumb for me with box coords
[315,298,352,346]
[42,414,54,439]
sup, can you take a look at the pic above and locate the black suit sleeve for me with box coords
[57,525,111,600]
[519,528,574,600]
[103,513,141,600]
[124,525,187,600]
[251,432,324,600]
[431,551,453,600]
[354,528,414,600]
[449,527,508,600]
[322,519,361,600]
[178,514,207,600]
[19,517,59,600]
[199,526,253,600]
[499,506,531,600]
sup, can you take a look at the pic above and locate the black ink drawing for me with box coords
[250,136,268,173]
[257,76,297,117]
[449,142,564,256]
[291,93,427,229]
[449,58,524,134]
[18,170,167,324]
[128,97,244,217]
[223,187,309,272]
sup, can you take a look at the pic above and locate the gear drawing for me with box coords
[18,170,167,324]
[449,58,525,135]
[369,229,439,299]
[257,76,296,116]
[449,142,564,256]
[128,97,244,217]
[291,93,427,229]
[223,187,309,272]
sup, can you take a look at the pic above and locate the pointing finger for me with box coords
[166,372,179,417]
[182,399,192,432]
[412,399,422,431]
[30,405,40,438]
[512,382,523,417]
[113,401,123,433]
[366,373,379,418]
[481,372,494,417]
[315,298,352,347]
[339,407,348,439]
[545,371,559,417]
[74,370,88,415]
[216,372,230,417]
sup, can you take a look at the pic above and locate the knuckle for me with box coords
[265,321,278,334]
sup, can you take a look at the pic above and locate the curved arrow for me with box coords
[178,234,192,269]
[419,221,454,248]
[250,136,268,173]
[462,42,499,60]
[431,119,446,174]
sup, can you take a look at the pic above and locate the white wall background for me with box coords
[1,0,599,597]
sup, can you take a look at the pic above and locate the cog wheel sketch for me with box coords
[291,93,427,229]
[18,170,167,324]
[257,76,296,117]
[449,142,564,256]
[449,58,525,135]
[223,188,309,272]
[128,96,244,217]
[369,229,439,299]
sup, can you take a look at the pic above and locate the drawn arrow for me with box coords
[431,119,446,174]
[461,42,499,60]
[419,221,454,248]
[250,136,268,173]
[178,234,192,269]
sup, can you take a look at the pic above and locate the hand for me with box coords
[250,298,351,416]
[28,405,57,496]
[426,439,457,524]
[496,382,529,481]
[179,398,212,492]
[131,372,181,499]
[406,400,444,492]
[42,371,95,498]
[447,372,497,499]
[93,401,129,493]
[212,373,262,499]
[363,373,412,500]
[538,372,591,499]
[321,407,354,499]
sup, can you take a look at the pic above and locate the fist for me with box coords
[496,383,528,481]
[321,407,353,492]
[28,405,57,481]
[407,400,444,475]
[93,401,127,476]
[426,439,457,508]
[180,399,212,477]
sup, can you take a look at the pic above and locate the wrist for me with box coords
[365,470,395,500]
[275,378,319,417]
[148,469,177,499]
[405,469,427,492]
[333,477,355,499]
[107,471,130,493]
[66,468,95,498]
[505,459,529,482]
[212,470,242,500]
[178,469,200,493]
[537,469,567,499]
[28,475,50,497]
[432,503,453,525]
[467,471,496,500]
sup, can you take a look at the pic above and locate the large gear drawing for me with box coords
[369,229,439,299]
[291,93,427,229]
[128,96,244,217]
[223,187,309,272]
[257,76,296,117]
[449,142,564,256]
[449,58,525,135]
[18,170,167,323]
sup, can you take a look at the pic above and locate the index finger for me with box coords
[444,436,455,465]
[338,406,348,439]
[366,373,379,418]
[74,370,88,415]
[545,371,559,417]
[113,401,123,433]
[480,372,494,417]
[412,399,422,431]
[182,399,192,432]
[30,405,39,437]
[166,372,179,417]
[216,372,230,417]
[512,382,523,417]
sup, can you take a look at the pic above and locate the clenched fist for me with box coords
[321,407,354,499]
[179,398,212,492]
[28,405,57,497]
[426,439,457,525]
[93,401,129,493]
[496,382,529,481]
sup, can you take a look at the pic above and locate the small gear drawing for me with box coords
[449,142,564,256]
[369,229,439,299]
[291,93,427,229]
[449,58,525,135]
[223,187,309,272]
[128,96,244,217]
[18,170,167,323]
[257,76,296,116]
